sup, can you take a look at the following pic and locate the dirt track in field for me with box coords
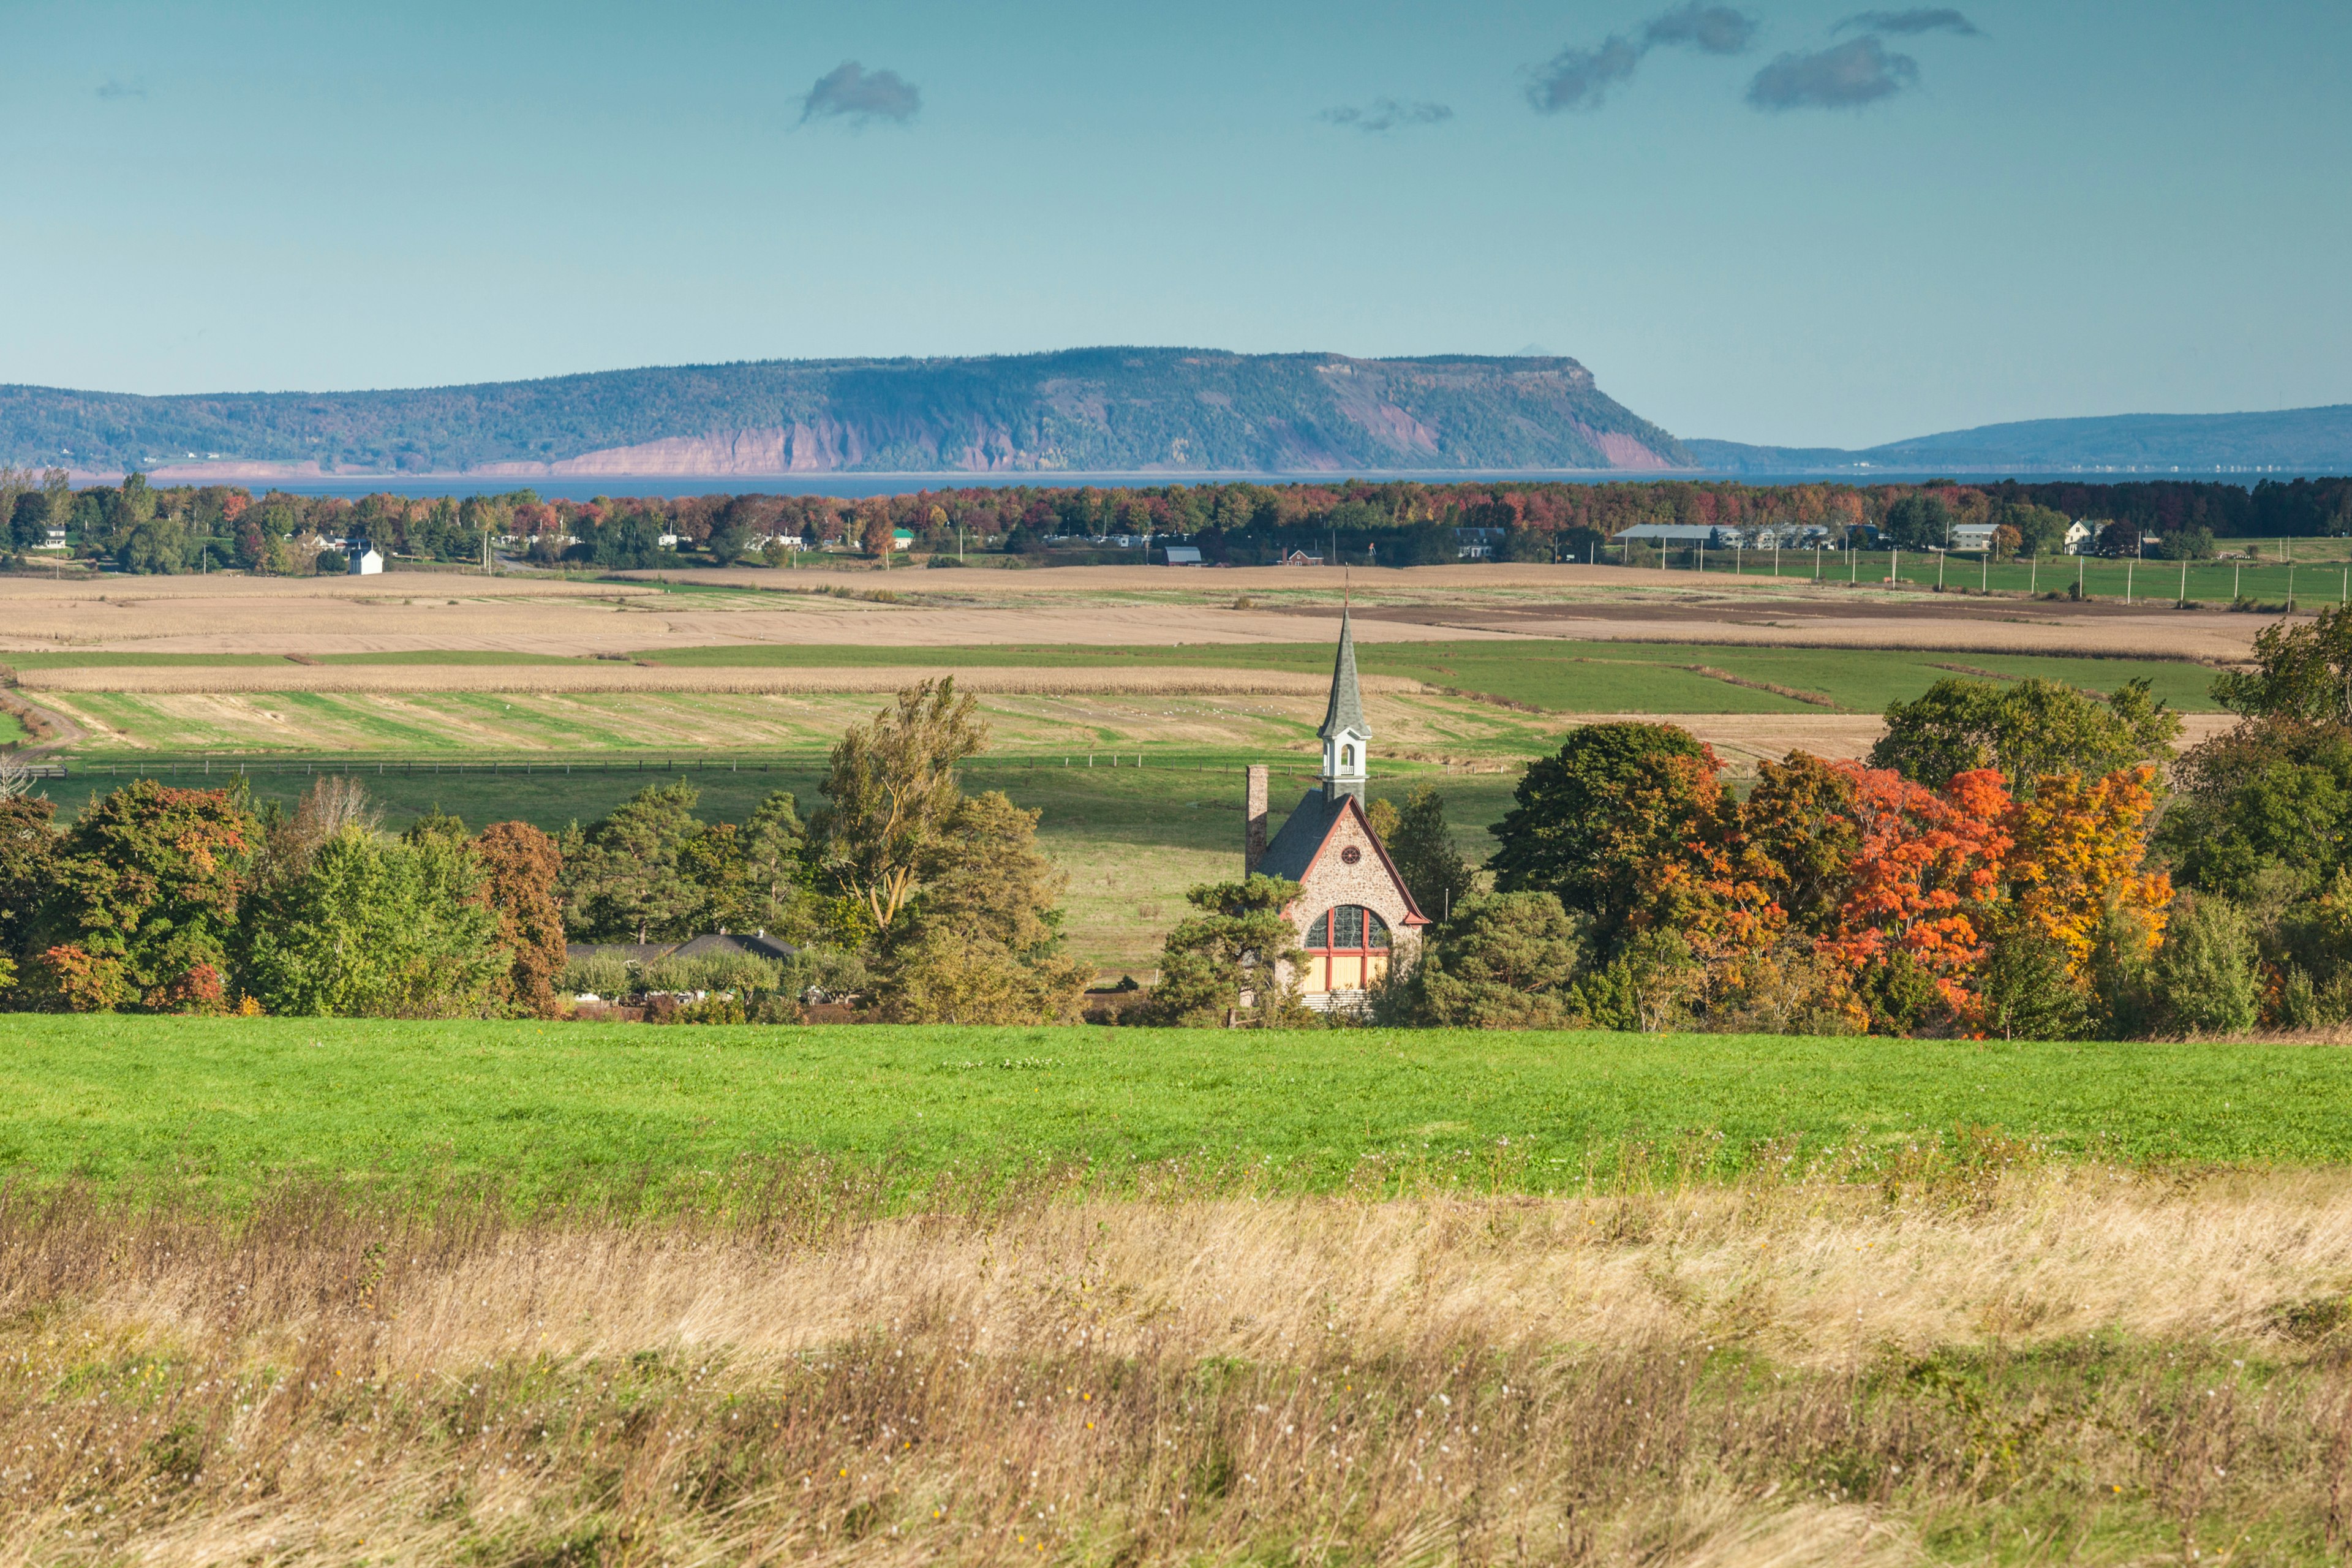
[0,564,2282,660]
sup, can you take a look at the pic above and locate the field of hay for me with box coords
[6,1013,2352,1564]
[26,684,1554,763]
[0,562,2290,662]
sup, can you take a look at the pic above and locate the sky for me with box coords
[4,0,2348,449]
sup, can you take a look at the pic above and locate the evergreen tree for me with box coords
[561,782,706,943]
[1140,874,1310,1027]
[1379,783,1477,918]
[1381,891,1583,1027]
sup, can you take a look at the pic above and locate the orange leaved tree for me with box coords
[2003,765,2171,978]
[1820,764,2014,1030]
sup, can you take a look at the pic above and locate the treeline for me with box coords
[0,680,1084,1025]
[1228,610,2352,1038]
[15,614,2352,1036]
[6,466,2348,576]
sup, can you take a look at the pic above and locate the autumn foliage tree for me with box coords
[28,781,254,1012]
[473,821,568,1016]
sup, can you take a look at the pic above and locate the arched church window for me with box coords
[1304,904,1391,993]
[1341,744,1355,769]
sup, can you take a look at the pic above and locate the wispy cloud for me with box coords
[1834,8,1983,36]
[798,61,920,127]
[94,78,147,100]
[1746,35,1920,109]
[1642,2,1759,54]
[1320,98,1453,132]
[1526,4,1757,112]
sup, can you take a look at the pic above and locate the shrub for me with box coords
[641,951,782,995]
[774,944,870,1004]
[559,952,636,998]
[240,827,504,1017]
[2148,893,2261,1036]
[1380,892,1583,1028]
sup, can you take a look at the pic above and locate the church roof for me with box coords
[1256,788,1348,884]
[1318,606,1368,740]
[1254,787,1431,925]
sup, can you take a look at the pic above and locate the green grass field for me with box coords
[14,638,2229,724]
[2,1016,2345,1205]
[1654,545,2352,604]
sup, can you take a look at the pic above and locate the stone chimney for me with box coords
[1245,764,1269,874]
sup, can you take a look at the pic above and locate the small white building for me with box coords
[347,543,385,575]
[1162,545,1204,566]
[2065,521,2097,555]
[1950,522,1999,552]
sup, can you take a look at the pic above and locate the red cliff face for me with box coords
[11,349,1694,476]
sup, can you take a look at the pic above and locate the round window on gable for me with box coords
[1340,845,1363,865]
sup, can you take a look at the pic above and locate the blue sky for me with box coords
[4,0,2347,447]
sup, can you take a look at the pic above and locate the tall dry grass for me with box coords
[17,665,1430,697]
[4,1150,2351,1565]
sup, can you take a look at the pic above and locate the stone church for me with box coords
[1243,608,1431,1006]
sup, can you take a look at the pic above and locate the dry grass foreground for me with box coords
[0,567,2281,661]
[7,1157,2352,1566]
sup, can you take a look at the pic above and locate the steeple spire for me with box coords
[1318,603,1369,802]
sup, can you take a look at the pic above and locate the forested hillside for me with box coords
[0,350,1690,477]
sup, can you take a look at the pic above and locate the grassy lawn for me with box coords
[3,1016,2345,1204]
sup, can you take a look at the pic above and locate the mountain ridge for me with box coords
[0,349,1691,478]
[1692,404,2352,473]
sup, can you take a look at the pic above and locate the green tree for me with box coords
[2157,721,2352,898]
[1978,913,2094,1041]
[728,790,819,938]
[1142,874,1310,1027]
[1882,493,1953,551]
[2155,527,2215,562]
[871,791,1087,1023]
[812,679,986,932]
[1994,501,2071,558]
[117,512,192,575]
[560,781,707,943]
[241,828,504,1017]
[2212,605,2352,726]
[26,780,255,1012]
[2146,893,2261,1036]
[1381,891,1583,1027]
[1370,783,1477,918]
[1736,752,1861,935]
[0,794,59,997]
[1488,722,1722,951]
[1869,676,2180,794]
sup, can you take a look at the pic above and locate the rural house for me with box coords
[1243,609,1429,1007]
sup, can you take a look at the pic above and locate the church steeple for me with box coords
[1318,603,1370,803]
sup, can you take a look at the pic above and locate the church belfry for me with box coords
[1318,605,1370,804]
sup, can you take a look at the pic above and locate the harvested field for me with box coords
[30,686,1559,764]
[15,663,1430,697]
[0,564,2285,662]
[2,1164,2348,1564]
